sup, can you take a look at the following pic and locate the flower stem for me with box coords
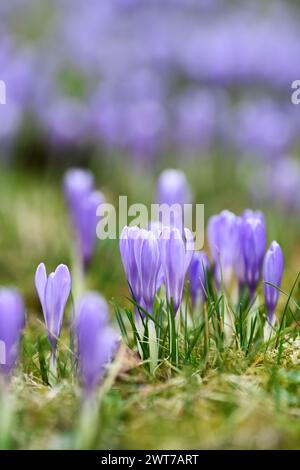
[148,320,158,375]
[49,349,57,386]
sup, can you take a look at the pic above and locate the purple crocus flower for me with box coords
[63,168,95,221]
[156,169,192,230]
[235,210,266,289]
[159,226,194,313]
[263,241,284,322]
[0,288,25,376]
[241,216,266,298]
[156,169,192,206]
[188,251,210,307]
[120,226,142,306]
[120,226,161,313]
[35,263,71,352]
[75,292,118,394]
[134,229,161,313]
[207,210,239,288]
[63,168,105,268]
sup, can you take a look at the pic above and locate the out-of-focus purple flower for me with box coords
[188,251,210,306]
[242,209,265,224]
[159,226,194,313]
[0,288,25,376]
[64,168,95,219]
[241,216,266,297]
[63,168,105,267]
[35,263,71,351]
[234,101,295,159]
[76,190,104,267]
[75,292,118,394]
[174,89,218,154]
[263,241,284,322]
[269,158,300,211]
[207,210,239,287]
[120,227,161,313]
[156,169,192,231]
[156,169,192,207]
[42,99,90,147]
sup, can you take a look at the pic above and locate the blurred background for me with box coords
[1,0,300,297]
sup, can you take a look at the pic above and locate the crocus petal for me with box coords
[263,241,284,321]
[34,262,47,313]
[160,226,191,313]
[184,228,194,272]
[207,210,239,287]
[138,231,161,312]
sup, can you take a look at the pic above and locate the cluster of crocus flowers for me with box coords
[63,168,104,268]
[207,209,284,322]
[120,225,194,315]
[0,289,25,377]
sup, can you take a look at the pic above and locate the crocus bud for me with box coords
[35,263,71,352]
[0,288,25,376]
[263,241,284,322]
[120,227,161,314]
[241,216,266,297]
[120,226,142,306]
[242,209,265,225]
[63,168,95,221]
[76,190,104,267]
[63,168,104,267]
[156,169,192,230]
[75,293,118,394]
[188,251,210,307]
[156,169,192,206]
[207,210,238,288]
[235,210,266,289]
[134,229,161,313]
[159,226,194,313]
